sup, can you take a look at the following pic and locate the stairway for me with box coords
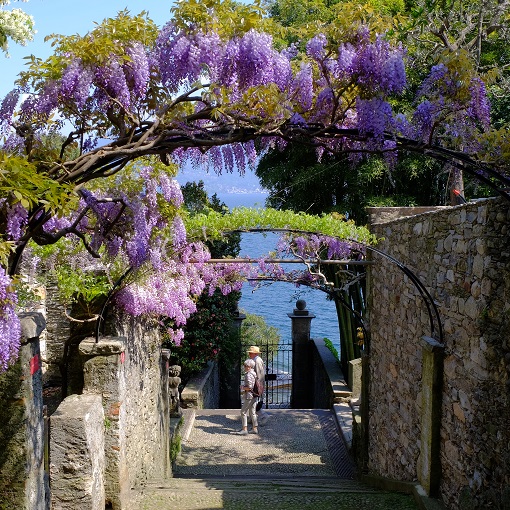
[127,409,419,509]
[129,476,419,509]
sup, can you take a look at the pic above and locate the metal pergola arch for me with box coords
[211,226,444,349]
[94,226,444,348]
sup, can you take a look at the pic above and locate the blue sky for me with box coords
[1,0,267,207]
[2,1,175,98]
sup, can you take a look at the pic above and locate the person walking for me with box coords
[247,345,269,426]
[232,358,258,435]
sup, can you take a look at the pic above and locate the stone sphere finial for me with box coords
[296,299,306,311]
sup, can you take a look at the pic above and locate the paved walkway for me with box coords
[129,409,419,509]
[176,409,354,478]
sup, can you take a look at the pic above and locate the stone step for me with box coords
[128,476,419,510]
[145,476,378,493]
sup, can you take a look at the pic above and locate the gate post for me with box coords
[417,336,444,497]
[288,300,315,408]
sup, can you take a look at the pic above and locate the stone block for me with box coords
[50,394,105,510]
[19,312,46,340]
[0,331,46,510]
[348,358,362,398]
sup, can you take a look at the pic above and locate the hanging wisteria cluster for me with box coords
[0,16,490,174]
[0,265,19,370]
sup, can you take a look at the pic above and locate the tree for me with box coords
[403,0,510,77]
[0,1,508,371]
[0,0,34,55]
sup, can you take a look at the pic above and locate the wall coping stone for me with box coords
[367,198,495,225]
[19,312,46,341]
[79,336,126,357]
[181,361,216,407]
[312,338,351,399]
[421,336,444,353]
[367,206,450,225]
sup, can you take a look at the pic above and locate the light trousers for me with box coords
[240,396,258,428]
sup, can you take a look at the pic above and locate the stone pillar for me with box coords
[288,300,315,409]
[417,336,444,497]
[221,309,246,409]
[79,336,126,510]
[0,312,47,510]
[50,394,105,510]
[348,358,362,399]
[42,281,69,386]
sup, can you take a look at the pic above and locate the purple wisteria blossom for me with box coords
[124,42,151,99]
[306,34,328,60]
[355,36,406,94]
[42,215,73,234]
[172,215,187,249]
[6,202,28,241]
[291,64,314,111]
[0,267,20,371]
[356,98,395,141]
[0,89,19,137]
[60,59,94,109]
[94,58,131,109]
[159,175,184,207]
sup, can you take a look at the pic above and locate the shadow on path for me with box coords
[174,409,354,479]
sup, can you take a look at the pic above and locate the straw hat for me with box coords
[247,345,261,354]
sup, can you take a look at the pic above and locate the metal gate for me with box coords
[241,339,292,408]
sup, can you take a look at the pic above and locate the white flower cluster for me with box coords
[0,0,35,55]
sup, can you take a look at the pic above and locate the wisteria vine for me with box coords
[0,7,498,370]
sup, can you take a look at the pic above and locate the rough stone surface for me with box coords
[19,312,46,340]
[79,337,125,357]
[0,323,46,510]
[131,478,419,510]
[174,409,353,478]
[128,409,418,510]
[367,197,510,510]
[348,358,362,399]
[50,394,105,510]
[42,281,70,385]
[104,313,168,508]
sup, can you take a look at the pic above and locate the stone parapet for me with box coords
[49,394,105,510]
[181,361,219,409]
[311,338,351,410]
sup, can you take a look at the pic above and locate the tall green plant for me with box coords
[322,262,366,375]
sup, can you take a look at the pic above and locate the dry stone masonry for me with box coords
[367,197,510,509]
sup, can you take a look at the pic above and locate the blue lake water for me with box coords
[237,231,341,356]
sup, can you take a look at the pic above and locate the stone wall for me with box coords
[49,312,169,510]
[103,313,168,507]
[0,313,47,510]
[180,361,220,409]
[311,338,351,409]
[367,197,510,509]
